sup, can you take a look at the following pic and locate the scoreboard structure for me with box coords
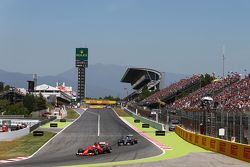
[75,48,88,101]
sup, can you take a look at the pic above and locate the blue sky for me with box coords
[0,0,249,76]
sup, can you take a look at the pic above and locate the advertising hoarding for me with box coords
[75,48,88,67]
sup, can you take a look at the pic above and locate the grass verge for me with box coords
[41,121,72,129]
[65,108,80,120]
[65,108,209,167]
[0,132,55,160]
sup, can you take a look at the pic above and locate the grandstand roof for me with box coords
[121,68,162,90]
[35,84,59,91]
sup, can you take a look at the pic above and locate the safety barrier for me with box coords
[0,127,30,141]
[29,116,57,132]
[123,107,165,131]
[175,126,250,163]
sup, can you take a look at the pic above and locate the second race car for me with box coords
[118,134,138,146]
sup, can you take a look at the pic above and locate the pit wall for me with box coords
[123,107,165,131]
[175,126,250,163]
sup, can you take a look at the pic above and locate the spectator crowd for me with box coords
[141,72,250,113]
[171,73,242,111]
[143,75,201,104]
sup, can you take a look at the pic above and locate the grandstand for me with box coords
[142,75,201,106]
[121,68,163,100]
[125,71,250,144]
[171,73,241,111]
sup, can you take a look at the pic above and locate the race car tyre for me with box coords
[94,149,99,155]
[78,148,84,153]
[107,146,112,153]
[105,148,111,153]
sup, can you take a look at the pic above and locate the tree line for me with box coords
[0,82,10,92]
[0,94,47,116]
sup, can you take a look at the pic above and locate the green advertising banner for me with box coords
[76,48,88,61]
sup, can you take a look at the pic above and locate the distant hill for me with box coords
[0,64,190,98]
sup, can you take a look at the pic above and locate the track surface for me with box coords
[113,152,250,167]
[2,108,162,167]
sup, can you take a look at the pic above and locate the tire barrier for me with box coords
[155,131,166,136]
[134,119,140,123]
[175,126,250,163]
[33,131,44,136]
[50,123,58,127]
[142,123,150,128]
[60,119,66,122]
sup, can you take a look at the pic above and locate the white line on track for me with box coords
[87,111,100,136]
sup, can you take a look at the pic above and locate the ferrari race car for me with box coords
[118,134,138,146]
[76,142,112,156]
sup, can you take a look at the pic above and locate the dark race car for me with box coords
[169,119,180,131]
[76,142,112,156]
[118,134,138,146]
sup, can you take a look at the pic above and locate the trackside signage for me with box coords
[76,48,88,61]
[75,48,88,67]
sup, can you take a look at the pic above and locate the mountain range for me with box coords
[0,64,189,98]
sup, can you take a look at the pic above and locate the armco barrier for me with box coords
[30,116,57,132]
[175,126,250,163]
[123,107,164,131]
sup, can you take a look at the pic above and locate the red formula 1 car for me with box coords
[76,142,112,156]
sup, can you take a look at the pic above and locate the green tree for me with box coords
[4,102,29,115]
[200,73,215,87]
[0,100,10,113]
[35,93,47,111]
[0,82,4,92]
[4,85,10,91]
[23,94,36,113]
[137,88,155,102]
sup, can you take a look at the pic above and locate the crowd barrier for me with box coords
[123,107,165,131]
[175,126,250,163]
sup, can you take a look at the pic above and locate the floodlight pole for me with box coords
[221,45,227,139]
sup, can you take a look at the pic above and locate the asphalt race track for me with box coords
[2,108,162,167]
